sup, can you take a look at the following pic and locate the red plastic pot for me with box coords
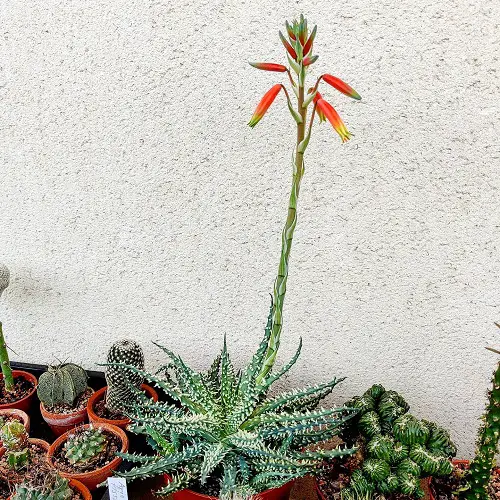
[0,408,30,447]
[165,475,295,500]
[47,422,129,491]
[87,384,158,430]
[40,388,94,437]
[0,371,38,413]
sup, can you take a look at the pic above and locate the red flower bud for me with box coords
[248,84,283,128]
[322,74,361,100]
[279,31,297,60]
[302,55,318,67]
[316,99,352,142]
[303,25,317,55]
[249,62,288,73]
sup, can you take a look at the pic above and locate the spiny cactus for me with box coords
[0,263,14,393]
[342,385,456,499]
[105,340,144,414]
[37,363,88,408]
[105,301,357,499]
[12,474,72,500]
[461,327,500,499]
[64,426,107,468]
[0,420,30,469]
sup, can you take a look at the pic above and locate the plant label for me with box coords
[108,477,129,500]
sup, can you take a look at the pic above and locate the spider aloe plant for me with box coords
[108,15,362,499]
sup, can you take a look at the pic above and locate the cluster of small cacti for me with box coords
[12,473,72,500]
[461,339,500,499]
[63,426,107,468]
[105,340,144,414]
[341,385,456,499]
[0,420,30,469]
[37,363,88,408]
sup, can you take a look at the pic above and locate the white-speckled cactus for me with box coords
[105,340,144,414]
[0,263,14,392]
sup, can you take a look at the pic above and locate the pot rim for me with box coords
[0,370,38,410]
[87,384,158,426]
[47,422,129,481]
[40,387,95,420]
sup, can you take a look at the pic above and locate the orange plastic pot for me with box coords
[165,475,295,500]
[40,388,94,437]
[0,409,30,447]
[47,422,129,491]
[7,479,91,500]
[0,371,38,413]
[87,384,159,430]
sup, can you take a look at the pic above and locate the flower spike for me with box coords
[321,74,361,100]
[249,62,288,73]
[248,84,283,128]
[316,99,352,142]
[279,31,297,60]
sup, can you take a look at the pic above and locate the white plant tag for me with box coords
[108,478,129,500]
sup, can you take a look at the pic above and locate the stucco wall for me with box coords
[1,0,498,456]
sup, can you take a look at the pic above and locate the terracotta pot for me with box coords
[6,478,91,500]
[165,475,295,500]
[0,371,38,413]
[40,388,94,437]
[87,384,159,430]
[0,409,30,447]
[47,422,129,491]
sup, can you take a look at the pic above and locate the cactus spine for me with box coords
[37,363,88,407]
[0,263,14,392]
[64,426,106,468]
[12,474,73,500]
[0,420,30,469]
[461,330,500,500]
[105,339,144,414]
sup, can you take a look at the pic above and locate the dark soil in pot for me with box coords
[0,440,48,486]
[51,428,121,474]
[43,388,93,415]
[0,377,34,406]
[92,399,127,421]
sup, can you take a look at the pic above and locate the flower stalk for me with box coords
[248,16,361,383]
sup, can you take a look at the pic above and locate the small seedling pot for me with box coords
[47,422,129,491]
[87,384,159,430]
[40,388,94,437]
[0,409,30,447]
[164,475,295,500]
[0,371,38,413]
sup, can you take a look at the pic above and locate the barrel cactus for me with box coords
[37,363,88,408]
[105,339,144,414]
[64,426,106,468]
[12,474,73,500]
[0,420,30,469]
[342,385,456,499]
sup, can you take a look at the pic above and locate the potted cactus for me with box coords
[87,340,158,430]
[316,385,457,499]
[47,423,129,491]
[0,409,30,447]
[0,264,38,413]
[10,469,92,500]
[38,363,94,436]
[0,420,50,492]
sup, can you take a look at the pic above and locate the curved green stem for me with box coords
[0,322,14,392]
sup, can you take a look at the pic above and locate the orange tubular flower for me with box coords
[322,74,361,100]
[249,62,288,72]
[248,84,283,128]
[316,98,352,142]
[312,90,326,122]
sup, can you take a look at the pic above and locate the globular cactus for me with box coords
[105,339,144,414]
[64,426,106,468]
[12,474,72,500]
[0,420,30,469]
[341,385,456,499]
[37,363,88,408]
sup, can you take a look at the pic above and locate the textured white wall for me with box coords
[1,0,499,456]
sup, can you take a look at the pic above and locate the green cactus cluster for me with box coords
[461,341,500,499]
[37,363,88,408]
[105,339,144,414]
[342,385,456,499]
[0,420,30,469]
[12,474,72,500]
[63,426,107,468]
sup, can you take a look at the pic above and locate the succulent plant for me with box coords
[0,420,30,469]
[12,473,72,500]
[0,263,15,393]
[342,385,456,499]
[461,325,500,499]
[64,426,107,468]
[37,363,88,408]
[105,340,144,414]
